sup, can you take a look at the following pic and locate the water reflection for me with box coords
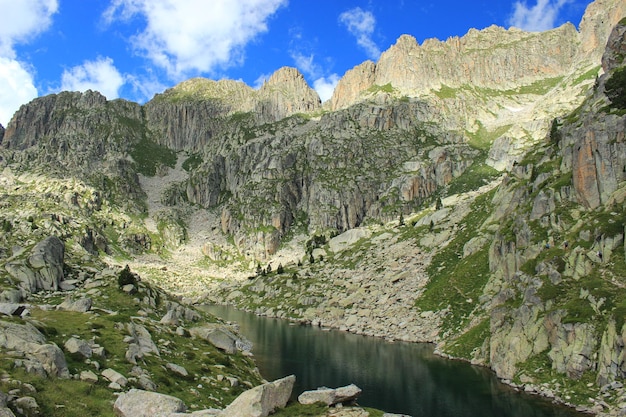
[203,305,586,417]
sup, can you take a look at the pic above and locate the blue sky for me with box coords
[0,0,594,126]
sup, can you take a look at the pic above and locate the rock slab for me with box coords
[298,384,362,406]
[113,389,187,417]
[221,375,295,417]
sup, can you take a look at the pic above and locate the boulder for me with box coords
[102,368,128,387]
[14,397,38,415]
[31,344,70,378]
[0,321,69,378]
[5,236,65,292]
[298,384,362,406]
[64,337,92,358]
[124,323,159,364]
[0,407,16,417]
[80,370,98,383]
[0,304,29,317]
[160,309,180,326]
[329,229,371,253]
[190,324,242,354]
[221,375,295,417]
[113,389,186,417]
[56,297,92,312]
[166,362,189,377]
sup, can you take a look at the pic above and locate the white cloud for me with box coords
[339,7,381,60]
[103,0,287,79]
[291,52,321,79]
[126,72,168,102]
[313,74,340,103]
[508,0,571,32]
[0,57,38,126]
[61,57,125,99]
[0,0,58,57]
[0,0,58,126]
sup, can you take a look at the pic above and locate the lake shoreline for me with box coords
[203,302,596,417]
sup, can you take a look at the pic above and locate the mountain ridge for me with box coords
[1,0,626,415]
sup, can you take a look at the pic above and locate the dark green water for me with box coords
[204,305,587,417]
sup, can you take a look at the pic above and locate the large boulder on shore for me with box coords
[113,389,186,416]
[5,236,65,292]
[189,324,248,354]
[221,375,295,417]
[298,384,362,406]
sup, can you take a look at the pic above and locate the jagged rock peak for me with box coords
[152,77,256,112]
[376,22,578,90]
[255,66,321,121]
[1,90,113,150]
[263,66,308,87]
[329,0,625,111]
[329,22,580,110]
[329,60,376,111]
[578,0,626,60]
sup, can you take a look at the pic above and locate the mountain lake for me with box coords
[203,304,589,417]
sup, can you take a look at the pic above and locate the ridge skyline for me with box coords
[0,0,596,127]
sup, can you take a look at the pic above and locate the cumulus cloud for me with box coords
[0,0,58,126]
[0,0,58,57]
[0,57,38,126]
[60,57,125,99]
[339,7,381,60]
[291,52,321,79]
[508,0,572,32]
[313,74,340,103]
[103,0,287,79]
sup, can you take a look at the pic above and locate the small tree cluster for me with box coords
[118,265,138,287]
[605,67,626,110]
[306,234,327,255]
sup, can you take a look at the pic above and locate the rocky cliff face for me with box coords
[331,0,626,112]
[1,1,626,415]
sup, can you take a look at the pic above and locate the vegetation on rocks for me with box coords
[0,3,626,416]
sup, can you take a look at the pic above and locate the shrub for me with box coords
[117,265,137,287]
[605,67,626,109]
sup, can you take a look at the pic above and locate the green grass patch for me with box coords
[182,152,203,171]
[435,84,458,99]
[130,137,177,176]
[466,123,512,150]
[0,368,117,417]
[416,190,495,333]
[514,76,564,95]
[446,160,499,195]
[273,401,329,416]
[445,317,490,359]
[367,83,395,94]
[572,66,600,86]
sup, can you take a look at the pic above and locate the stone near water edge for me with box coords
[221,375,295,417]
[298,383,362,406]
[189,325,240,354]
[113,389,187,417]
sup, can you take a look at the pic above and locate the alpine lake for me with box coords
[203,305,588,417]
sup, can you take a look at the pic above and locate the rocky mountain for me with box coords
[1,0,626,415]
